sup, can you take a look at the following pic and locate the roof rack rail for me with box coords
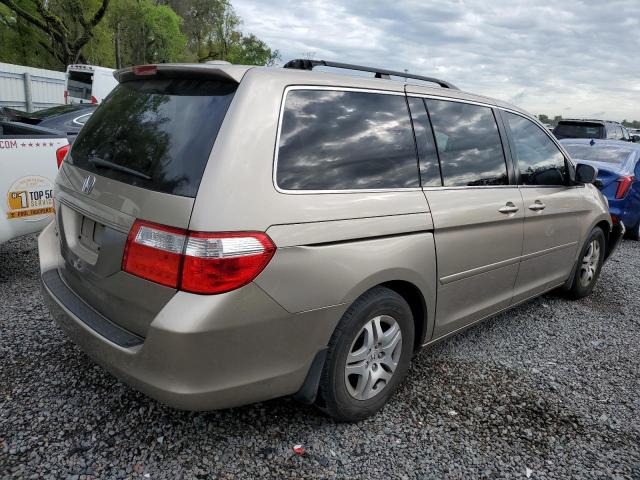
[283,59,459,90]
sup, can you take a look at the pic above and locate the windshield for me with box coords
[554,122,604,139]
[564,144,633,165]
[69,77,236,197]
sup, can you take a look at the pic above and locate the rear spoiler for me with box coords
[114,63,251,84]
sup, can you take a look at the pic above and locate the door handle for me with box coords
[528,200,546,211]
[498,202,519,214]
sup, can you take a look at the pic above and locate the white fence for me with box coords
[0,62,66,112]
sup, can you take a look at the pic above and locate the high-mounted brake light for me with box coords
[56,144,70,168]
[615,176,634,199]
[122,220,276,294]
[132,65,158,76]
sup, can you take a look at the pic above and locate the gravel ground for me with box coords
[1,234,639,479]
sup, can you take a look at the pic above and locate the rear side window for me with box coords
[505,112,567,186]
[426,100,508,187]
[276,89,419,190]
[554,122,604,140]
[69,78,236,197]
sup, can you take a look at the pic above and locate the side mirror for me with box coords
[575,163,598,184]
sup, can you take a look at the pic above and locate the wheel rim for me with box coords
[344,315,402,401]
[579,239,600,287]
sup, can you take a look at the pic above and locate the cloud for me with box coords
[234,0,640,120]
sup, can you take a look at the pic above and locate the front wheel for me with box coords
[317,286,414,422]
[566,227,605,299]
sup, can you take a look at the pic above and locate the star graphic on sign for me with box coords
[49,142,54,147]
[28,143,33,147]
[21,143,26,147]
[35,142,40,147]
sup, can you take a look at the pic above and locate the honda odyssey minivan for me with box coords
[40,60,624,421]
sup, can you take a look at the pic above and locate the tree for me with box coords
[160,0,279,65]
[0,0,110,66]
[107,0,186,67]
[538,114,550,124]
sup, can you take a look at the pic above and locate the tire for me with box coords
[566,227,606,299]
[626,221,640,241]
[317,286,415,422]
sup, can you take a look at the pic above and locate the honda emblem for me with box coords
[81,175,96,194]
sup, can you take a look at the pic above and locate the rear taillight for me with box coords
[56,144,70,168]
[615,176,634,199]
[91,95,98,104]
[611,214,620,225]
[64,90,68,104]
[122,221,186,288]
[122,220,276,294]
[181,232,276,294]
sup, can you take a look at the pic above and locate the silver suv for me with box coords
[39,60,624,421]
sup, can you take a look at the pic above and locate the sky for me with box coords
[233,0,640,121]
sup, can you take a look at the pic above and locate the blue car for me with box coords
[561,139,640,239]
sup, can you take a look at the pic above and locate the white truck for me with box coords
[65,64,118,105]
[0,121,68,245]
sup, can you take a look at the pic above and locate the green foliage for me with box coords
[0,0,279,70]
[108,0,186,67]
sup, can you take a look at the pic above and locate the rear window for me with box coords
[563,144,633,164]
[69,78,236,197]
[67,71,93,100]
[276,89,419,190]
[553,122,604,140]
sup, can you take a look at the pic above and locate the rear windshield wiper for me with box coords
[88,156,151,181]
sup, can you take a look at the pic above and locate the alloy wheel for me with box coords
[579,239,600,287]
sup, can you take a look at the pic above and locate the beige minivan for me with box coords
[39,60,623,421]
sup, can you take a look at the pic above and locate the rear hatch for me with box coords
[55,69,237,337]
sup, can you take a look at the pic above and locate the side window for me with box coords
[504,112,567,186]
[276,89,419,190]
[407,97,442,187]
[607,126,618,140]
[425,99,508,186]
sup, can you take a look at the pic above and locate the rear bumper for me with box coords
[605,221,625,262]
[38,222,343,410]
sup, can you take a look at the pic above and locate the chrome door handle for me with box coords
[498,202,519,214]
[528,200,546,211]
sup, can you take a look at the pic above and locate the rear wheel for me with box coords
[317,286,414,422]
[566,227,605,299]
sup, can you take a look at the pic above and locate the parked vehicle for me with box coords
[39,60,623,421]
[629,128,640,143]
[1,104,96,144]
[561,139,640,239]
[1,121,68,245]
[553,119,631,141]
[65,64,118,105]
